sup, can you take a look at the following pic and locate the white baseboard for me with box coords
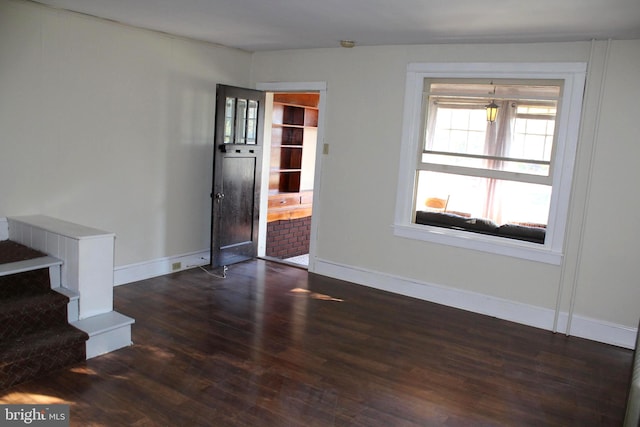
[114,250,210,286]
[567,314,637,349]
[313,258,637,349]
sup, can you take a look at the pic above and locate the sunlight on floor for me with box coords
[69,366,98,375]
[284,254,309,266]
[290,287,343,302]
[0,392,70,404]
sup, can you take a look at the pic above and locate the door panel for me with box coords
[220,156,256,247]
[211,85,265,268]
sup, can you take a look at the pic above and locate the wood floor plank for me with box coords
[0,259,633,426]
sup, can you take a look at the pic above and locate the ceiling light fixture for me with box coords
[340,40,355,48]
[486,82,499,123]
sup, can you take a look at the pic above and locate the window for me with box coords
[394,63,586,264]
[418,80,559,230]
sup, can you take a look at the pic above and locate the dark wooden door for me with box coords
[211,85,265,268]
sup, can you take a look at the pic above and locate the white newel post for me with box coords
[69,232,115,318]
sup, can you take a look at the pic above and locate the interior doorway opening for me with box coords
[262,92,319,268]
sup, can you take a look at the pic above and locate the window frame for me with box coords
[393,62,586,265]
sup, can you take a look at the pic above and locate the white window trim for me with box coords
[393,62,586,265]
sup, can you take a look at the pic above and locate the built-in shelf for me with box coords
[270,95,318,194]
[268,93,318,223]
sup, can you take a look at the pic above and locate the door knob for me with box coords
[215,192,225,203]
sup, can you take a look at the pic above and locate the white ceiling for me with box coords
[34,0,640,51]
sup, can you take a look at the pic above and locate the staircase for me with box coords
[0,240,89,390]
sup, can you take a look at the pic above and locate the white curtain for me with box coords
[484,101,516,223]
[424,99,439,151]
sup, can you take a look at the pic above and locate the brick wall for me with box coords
[266,216,311,259]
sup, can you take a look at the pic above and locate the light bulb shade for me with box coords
[486,101,499,123]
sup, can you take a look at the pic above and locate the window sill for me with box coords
[393,223,562,265]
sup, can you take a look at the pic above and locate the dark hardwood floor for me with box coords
[1,259,633,426]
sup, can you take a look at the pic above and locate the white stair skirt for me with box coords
[54,286,79,322]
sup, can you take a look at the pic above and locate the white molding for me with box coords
[393,224,563,265]
[114,250,210,286]
[0,217,7,240]
[567,314,637,350]
[313,257,637,349]
[55,286,79,322]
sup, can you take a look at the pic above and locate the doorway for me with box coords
[262,92,319,268]
[210,82,325,272]
[254,82,326,271]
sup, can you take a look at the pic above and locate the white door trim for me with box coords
[255,81,328,273]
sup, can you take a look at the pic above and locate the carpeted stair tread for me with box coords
[0,268,56,300]
[0,240,46,264]
[0,240,90,390]
[0,291,70,341]
[0,324,88,363]
[0,324,87,390]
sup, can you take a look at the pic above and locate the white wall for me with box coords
[0,0,252,267]
[251,40,640,345]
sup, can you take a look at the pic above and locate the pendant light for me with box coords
[486,82,499,123]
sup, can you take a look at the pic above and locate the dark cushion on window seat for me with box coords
[415,211,470,228]
[496,224,546,244]
[415,211,498,232]
[464,217,499,233]
[415,211,545,244]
